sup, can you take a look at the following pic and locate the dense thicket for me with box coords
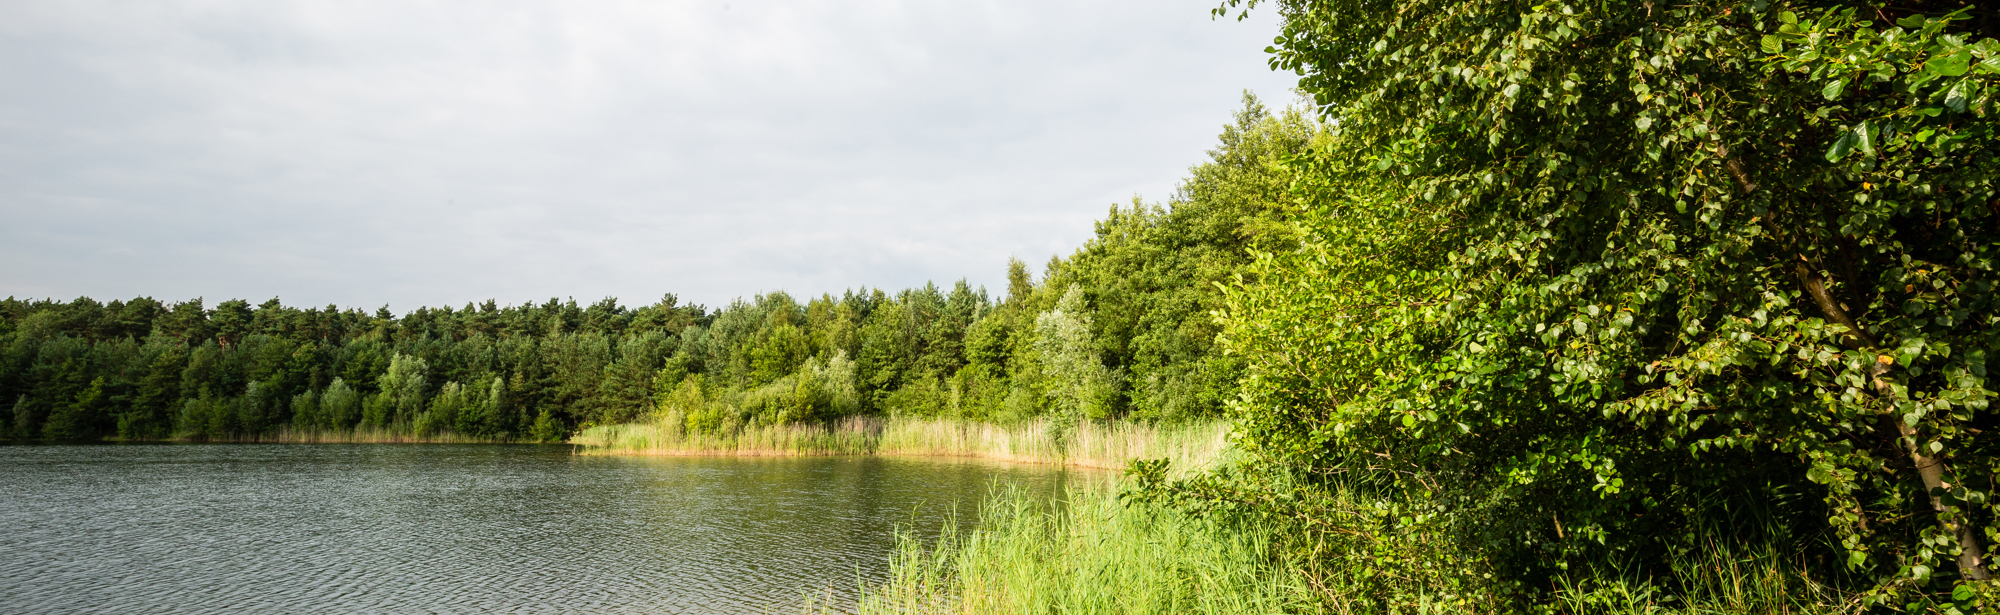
[0,96,1313,444]
[1162,0,2000,609]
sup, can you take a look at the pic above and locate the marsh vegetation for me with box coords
[573,416,1231,471]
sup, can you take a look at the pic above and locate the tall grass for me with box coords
[572,416,1229,471]
[569,417,880,457]
[584,416,1861,614]
[174,425,516,444]
[818,479,1864,615]
[1547,538,1863,615]
[822,484,1312,615]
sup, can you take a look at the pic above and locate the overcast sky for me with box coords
[1,0,1296,313]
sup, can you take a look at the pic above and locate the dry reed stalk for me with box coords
[574,417,1230,473]
[162,426,513,444]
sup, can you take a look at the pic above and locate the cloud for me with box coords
[0,0,1296,312]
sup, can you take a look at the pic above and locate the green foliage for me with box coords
[1035,285,1121,422]
[1198,0,2000,607]
[0,294,707,442]
[320,378,362,431]
[120,340,184,439]
[741,351,861,424]
[452,377,511,438]
[1044,94,1317,422]
[373,353,428,428]
[43,376,107,441]
[417,380,481,438]
[528,408,564,443]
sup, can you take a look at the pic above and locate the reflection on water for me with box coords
[0,444,1082,614]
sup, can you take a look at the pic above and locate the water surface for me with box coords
[0,444,1080,614]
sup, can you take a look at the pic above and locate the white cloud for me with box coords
[0,0,1296,311]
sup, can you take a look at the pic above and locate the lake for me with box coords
[0,444,1083,614]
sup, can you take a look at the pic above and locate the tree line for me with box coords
[0,96,1315,445]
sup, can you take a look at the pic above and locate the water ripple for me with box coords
[0,444,1077,614]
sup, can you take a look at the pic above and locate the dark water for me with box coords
[0,444,1081,614]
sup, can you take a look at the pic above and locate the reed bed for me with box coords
[812,484,1311,615]
[571,417,1230,472]
[569,418,878,457]
[174,426,514,444]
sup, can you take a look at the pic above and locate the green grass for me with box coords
[571,416,1230,472]
[581,417,1863,614]
[808,478,1865,615]
[1547,539,1863,615]
[818,484,1312,615]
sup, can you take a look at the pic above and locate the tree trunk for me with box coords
[1797,263,1991,581]
[1724,143,1989,580]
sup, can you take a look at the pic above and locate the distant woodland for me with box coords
[0,97,1316,444]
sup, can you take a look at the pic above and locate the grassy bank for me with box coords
[570,417,1229,471]
[823,484,1310,615]
[820,484,1861,615]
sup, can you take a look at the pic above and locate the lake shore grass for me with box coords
[816,482,1862,615]
[570,416,1230,472]
[140,426,516,444]
[817,483,1310,615]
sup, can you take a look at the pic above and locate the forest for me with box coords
[11,0,2000,611]
[0,98,1314,446]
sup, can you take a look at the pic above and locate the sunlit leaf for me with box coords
[1944,80,1971,112]
[1928,49,1972,77]
[1761,34,1783,54]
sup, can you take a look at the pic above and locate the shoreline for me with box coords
[8,427,528,446]
[578,444,1134,470]
[9,418,1231,475]
[571,416,1231,474]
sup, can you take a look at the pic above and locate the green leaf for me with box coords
[1761,34,1783,54]
[1822,79,1845,100]
[1855,121,1875,155]
[1928,49,1972,77]
[1944,81,1971,112]
[1779,11,1797,25]
[1826,130,1857,161]
[1635,116,1653,131]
